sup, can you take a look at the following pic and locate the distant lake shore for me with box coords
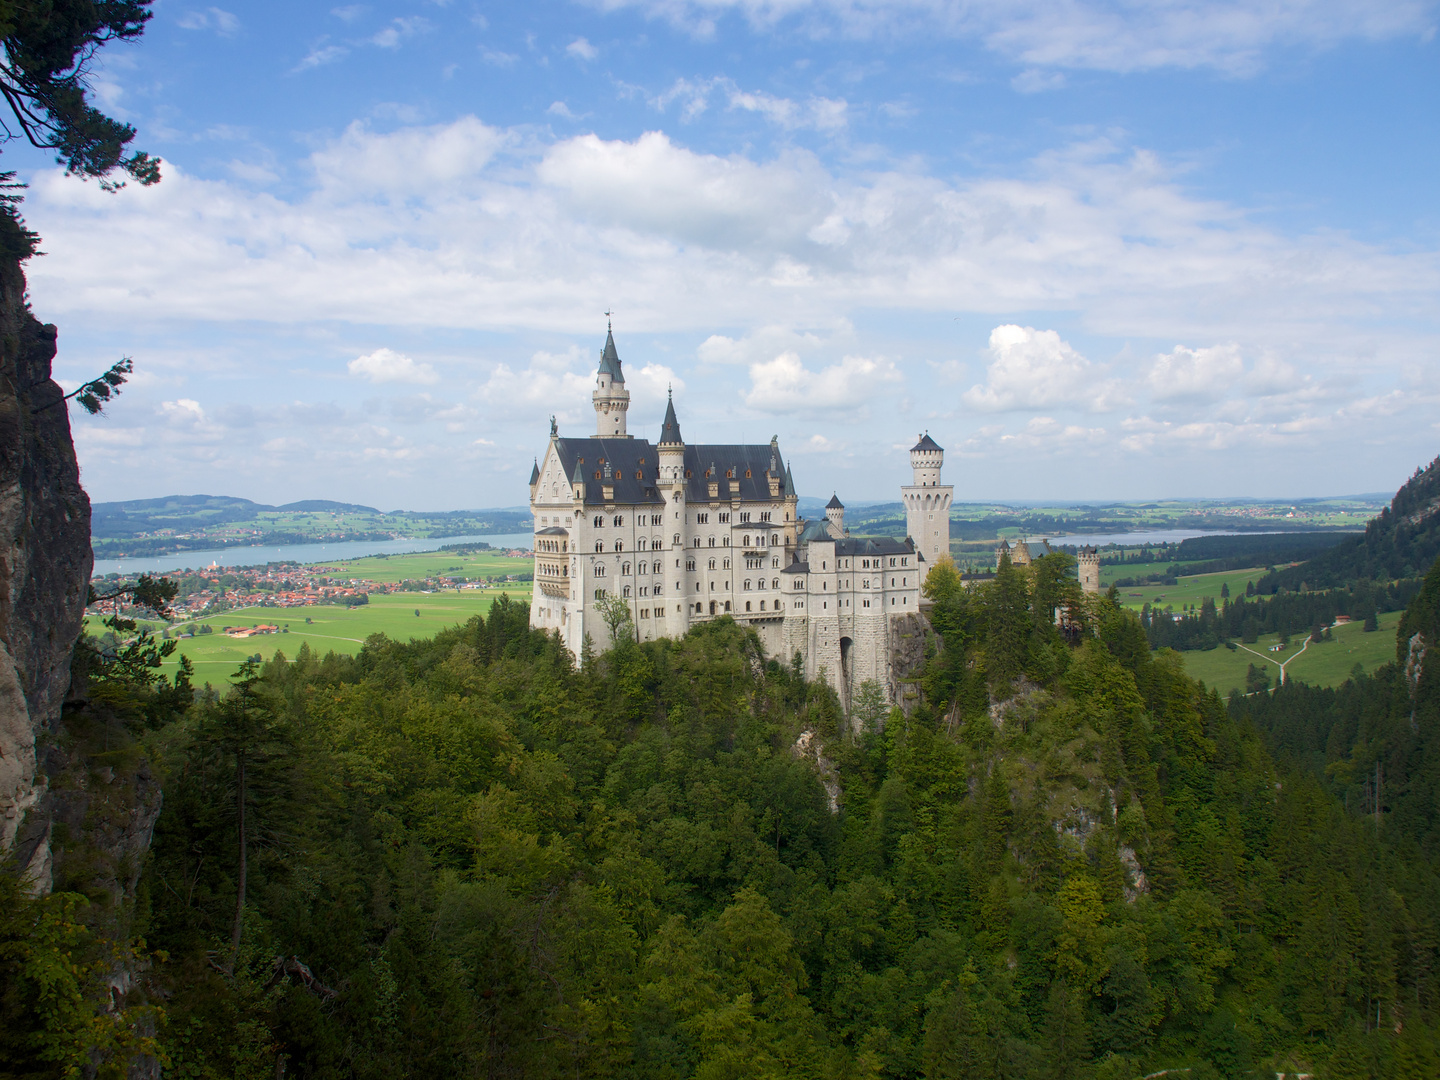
[92,532,536,577]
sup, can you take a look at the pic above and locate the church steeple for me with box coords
[592,321,631,438]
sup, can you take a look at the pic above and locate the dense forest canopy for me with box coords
[5,542,1440,1078]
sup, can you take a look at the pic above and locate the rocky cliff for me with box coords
[0,255,161,909]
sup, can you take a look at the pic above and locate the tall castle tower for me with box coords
[901,433,952,569]
[1078,546,1101,594]
[592,323,631,438]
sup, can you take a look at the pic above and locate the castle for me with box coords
[529,328,951,708]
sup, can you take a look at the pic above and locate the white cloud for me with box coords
[18,122,1439,381]
[652,76,849,131]
[295,43,348,70]
[1146,343,1245,402]
[371,17,429,48]
[348,348,439,384]
[697,325,832,366]
[160,398,208,424]
[743,350,901,413]
[963,325,1127,412]
[594,0,1433,75]
[566,36,599,59]
[548,101,578,119]
[331,5,366,22]
[309,116,505,196]
[481,47,518,65]
[177,7,240,35]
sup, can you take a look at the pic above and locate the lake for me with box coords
[92,532,535,578]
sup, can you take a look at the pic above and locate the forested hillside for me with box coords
[1258,456,1440,593]
[6,551,1438,1078]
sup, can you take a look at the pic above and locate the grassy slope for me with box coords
[1177,610,1402,696]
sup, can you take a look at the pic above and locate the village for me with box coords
[86,548,533,625]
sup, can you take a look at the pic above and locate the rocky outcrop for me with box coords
[887,610,928,714]
[0,254,95,892]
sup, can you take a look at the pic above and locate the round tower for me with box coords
[910,432,943,487]
[592,324,631,438]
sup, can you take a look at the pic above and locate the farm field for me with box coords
[1176,610,1402,696]
[310,548,532,584]
[87,588,531,679]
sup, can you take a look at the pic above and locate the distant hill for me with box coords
[89,495,533,554]
[275,500,382,514]
[1258,455,1440,592]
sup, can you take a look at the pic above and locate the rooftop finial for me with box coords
[604,308,613,331]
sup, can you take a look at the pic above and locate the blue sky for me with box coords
[12,0,1440,509]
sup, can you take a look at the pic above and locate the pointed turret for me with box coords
[529,459,540,486]
[825,493,845,537]
[659,388,683,445]
[592,324,631,437]
[599,329,623,380]
[783,461,796,498]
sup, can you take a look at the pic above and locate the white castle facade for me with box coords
[529,329,952,708]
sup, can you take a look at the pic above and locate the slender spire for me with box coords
[659,386,684,445]
[529,459,540,485]
[598,327,623,379]
[571,459,585,485]
[783,460,796,498]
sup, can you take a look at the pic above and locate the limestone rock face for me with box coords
[0,256,94,890]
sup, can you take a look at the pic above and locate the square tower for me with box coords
[900,433,952,570]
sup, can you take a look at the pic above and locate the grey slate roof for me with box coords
[598,330,623,379]
[912,432,943,452]
[529,460,540,485]
[553,436,791,506]
[536,526,568,536]
[833,536,917,558]
[826,493,844,510]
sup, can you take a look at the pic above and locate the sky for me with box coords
[11,0,1440,510]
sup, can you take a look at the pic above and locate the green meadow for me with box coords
[1102,562,1272,612]
[1175,610,1403,696]
[303,547,532,583]
[88,588,531,679]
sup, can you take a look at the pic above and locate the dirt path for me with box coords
[1235,636,1310,688]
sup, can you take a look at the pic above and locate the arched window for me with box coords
[724,601,730,612]
[593,515,604,527]
[674,534,681,545]
[595,589,605,600]
[622,585,631,597]
[613,515,623,527]
[638,538,647,550]
[708,558,716,570]
[622,562,631,575]
[744,579,751,590]
[759,600,766,610]
[614,541,623,552]
[594,541,603,553]
[771,534,779,546]
[745,601,751,611]
[595,564,606,577]
[743,535,750,546]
